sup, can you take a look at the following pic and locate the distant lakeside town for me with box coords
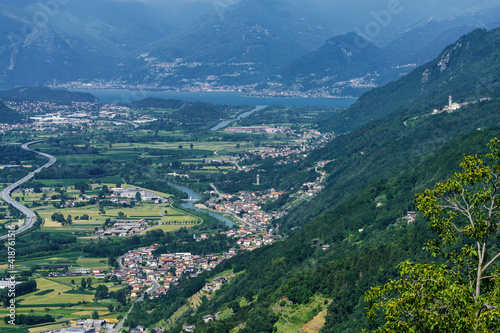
[47,81,359,99]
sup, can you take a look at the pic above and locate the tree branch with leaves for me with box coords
[365,138,500,332]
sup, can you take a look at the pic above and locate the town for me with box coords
[0,92,340,333]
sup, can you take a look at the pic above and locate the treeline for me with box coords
[104,130,185,143]
[0,168,30,183]
[0,233,78,261]
[34,158,145,184]
[141,102,233,133]
[0,145,36,165]
[3,314,54,326]
[35,162,121,179]
[128,97,185,109]
[0,101,24,124]
[0,280,37,306]
[44,136,100,155]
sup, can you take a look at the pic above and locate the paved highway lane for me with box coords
[0,140,56,240]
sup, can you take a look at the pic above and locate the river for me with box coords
[70,89,357,107]
[167,182,235,228]
[210,105,268,131]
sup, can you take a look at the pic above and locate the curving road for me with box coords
[0,140,56,240]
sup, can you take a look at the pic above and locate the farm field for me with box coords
[0,275,128,332]
[273,296,329,333]
[12,253,109,271]
[11,182,199,238]
[147,224,195,232]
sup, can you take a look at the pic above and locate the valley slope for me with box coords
[124,26,500,333]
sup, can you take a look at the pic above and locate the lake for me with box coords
[70,89,357,107]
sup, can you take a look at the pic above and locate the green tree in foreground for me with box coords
[366,138,500,332]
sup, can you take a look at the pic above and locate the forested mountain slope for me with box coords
[0,87,98,103]
[321,27,500,134]
[128,121,500,332]
[0,100,24,124]
[125,27,500,333]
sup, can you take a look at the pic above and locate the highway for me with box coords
[0,140,56,240]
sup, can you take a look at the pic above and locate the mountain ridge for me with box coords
[320,27,500,134]
[0,87,98,103]
[262,32,401,97]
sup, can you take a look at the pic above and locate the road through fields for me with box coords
[0,140,56,240]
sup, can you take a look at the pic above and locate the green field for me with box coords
[273,295,329,333]
[75,258,109,269]
[11,253,111,271]
[9,182,199,241]
[16,278,94,305]
[148,224,194,232]
[0,275,126,331]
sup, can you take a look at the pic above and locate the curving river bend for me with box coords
[167,182,235,228]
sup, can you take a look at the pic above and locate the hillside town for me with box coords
[48,225,279,300]
[114,228,280,296]
[204,160,330,229]
[205,189,286,228]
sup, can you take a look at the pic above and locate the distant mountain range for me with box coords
[0,0,172,87]
[264,5,500,97]
[321,27,500,133]
[0,0,499,97]
[261,32,400,97]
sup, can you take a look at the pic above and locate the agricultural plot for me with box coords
[273,296,329,333]
[16,278,94,305]
[161,206,199,224]
[147,224,195,232]
[75,258,109,269]
[97,140,253,157]
[10,181,197,240]
[12,253,109,271]
[34,201,168,226]
[0,276,125,331]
